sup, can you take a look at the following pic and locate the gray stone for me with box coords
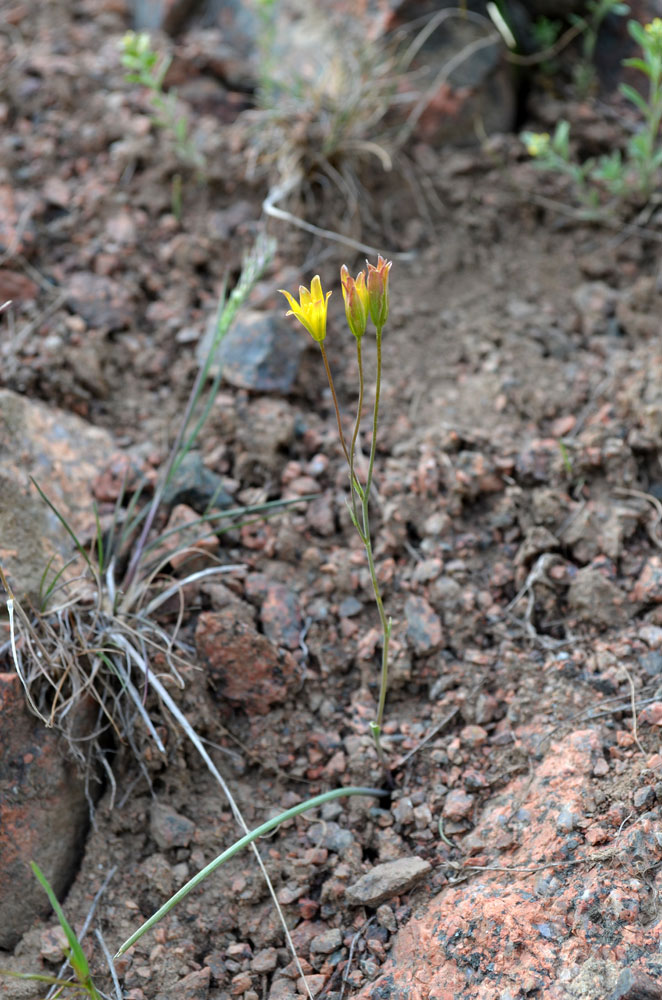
[162,450,234,514]
[404,596,443,655]
[150,802,196,849]
[566,567,628,627]
[198,309,304,394]
[339,596,363,618]
[345,857,431,907]
[640,651,662,676]
[307,821,356,856]
[633,786,656,811]
[268,978,299,1000]
[251,947,278,973]
[310,928,342,955]
[376,903,397,932]
[443,789,474,822]
[66,271,135,331]
[0,389,114,603]
[154,967,211,1000]
[392,796,414,826]
[556,805,581,834]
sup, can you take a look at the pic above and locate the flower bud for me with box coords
[366,255,392,329]
[340,265,369,340]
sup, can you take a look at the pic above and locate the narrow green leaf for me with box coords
[0,969,87,988]
[39,556,79,612]
[30,862,97,995]
[93,502,104,573]
[628,19,647,47]
[622,57,651,76]
[30,479,93,574]
[115,786,388,958]
[620,82,650,116]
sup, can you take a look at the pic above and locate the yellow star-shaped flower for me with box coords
[280,275,331,343]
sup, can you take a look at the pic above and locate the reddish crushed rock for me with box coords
[0,674,93,949]
[632,556,662,605]
[357,729,662,1000]
[195,609,299,714]
[155,966,211,1000]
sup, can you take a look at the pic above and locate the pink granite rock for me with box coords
[356,729,662,1000]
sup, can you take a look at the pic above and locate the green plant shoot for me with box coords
[521,18,662,210]
[0,862,102,999]
[119,31,204,177]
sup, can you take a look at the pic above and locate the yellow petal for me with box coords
[279,289,299,312]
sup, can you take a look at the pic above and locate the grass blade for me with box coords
[30,478,94,576]
[30,862,101,999]
[115,785,388,957]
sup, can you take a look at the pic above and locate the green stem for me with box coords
[115,786,386,958]
[644,88,662,193]
[349,338,366,534]
[358,325,391,761]
[319,343,351,467]
[365,327,383,500]
[362,517,391,765]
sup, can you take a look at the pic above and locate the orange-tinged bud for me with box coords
[340,264,369,340]
[366,255,392,329]
[279,274,331,343]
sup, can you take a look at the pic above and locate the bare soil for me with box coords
[3,2,662,999]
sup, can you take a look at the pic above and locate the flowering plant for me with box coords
[281,258,393,763]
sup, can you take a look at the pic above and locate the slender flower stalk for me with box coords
[349,338,366,533]
[319,342,352,468]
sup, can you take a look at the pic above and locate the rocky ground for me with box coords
[2,1,662,999]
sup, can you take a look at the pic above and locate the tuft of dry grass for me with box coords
[244,4,502,254]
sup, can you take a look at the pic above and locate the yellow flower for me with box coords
[279,275,331,343]
[524,131,550,157]
[120,30,151,55]
[366,255,392,328]
[645,18,662,49]
[340,265,369,340]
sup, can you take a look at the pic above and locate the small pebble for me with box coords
[345,857,431,906]
[392,796,414,825]
[252,948,278,973]
[443,789,474,822]
[376,903,397,932]
[633,785,656,811]
[310,928,342,955]
[556,805,581,834]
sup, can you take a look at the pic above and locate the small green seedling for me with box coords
[119,31,204,215]
[522,18,662,212]
[0,862,102,998]
[119,30,201,168]
[571,0,630,94]
[620,18,662,196]
[521,121,601,214]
